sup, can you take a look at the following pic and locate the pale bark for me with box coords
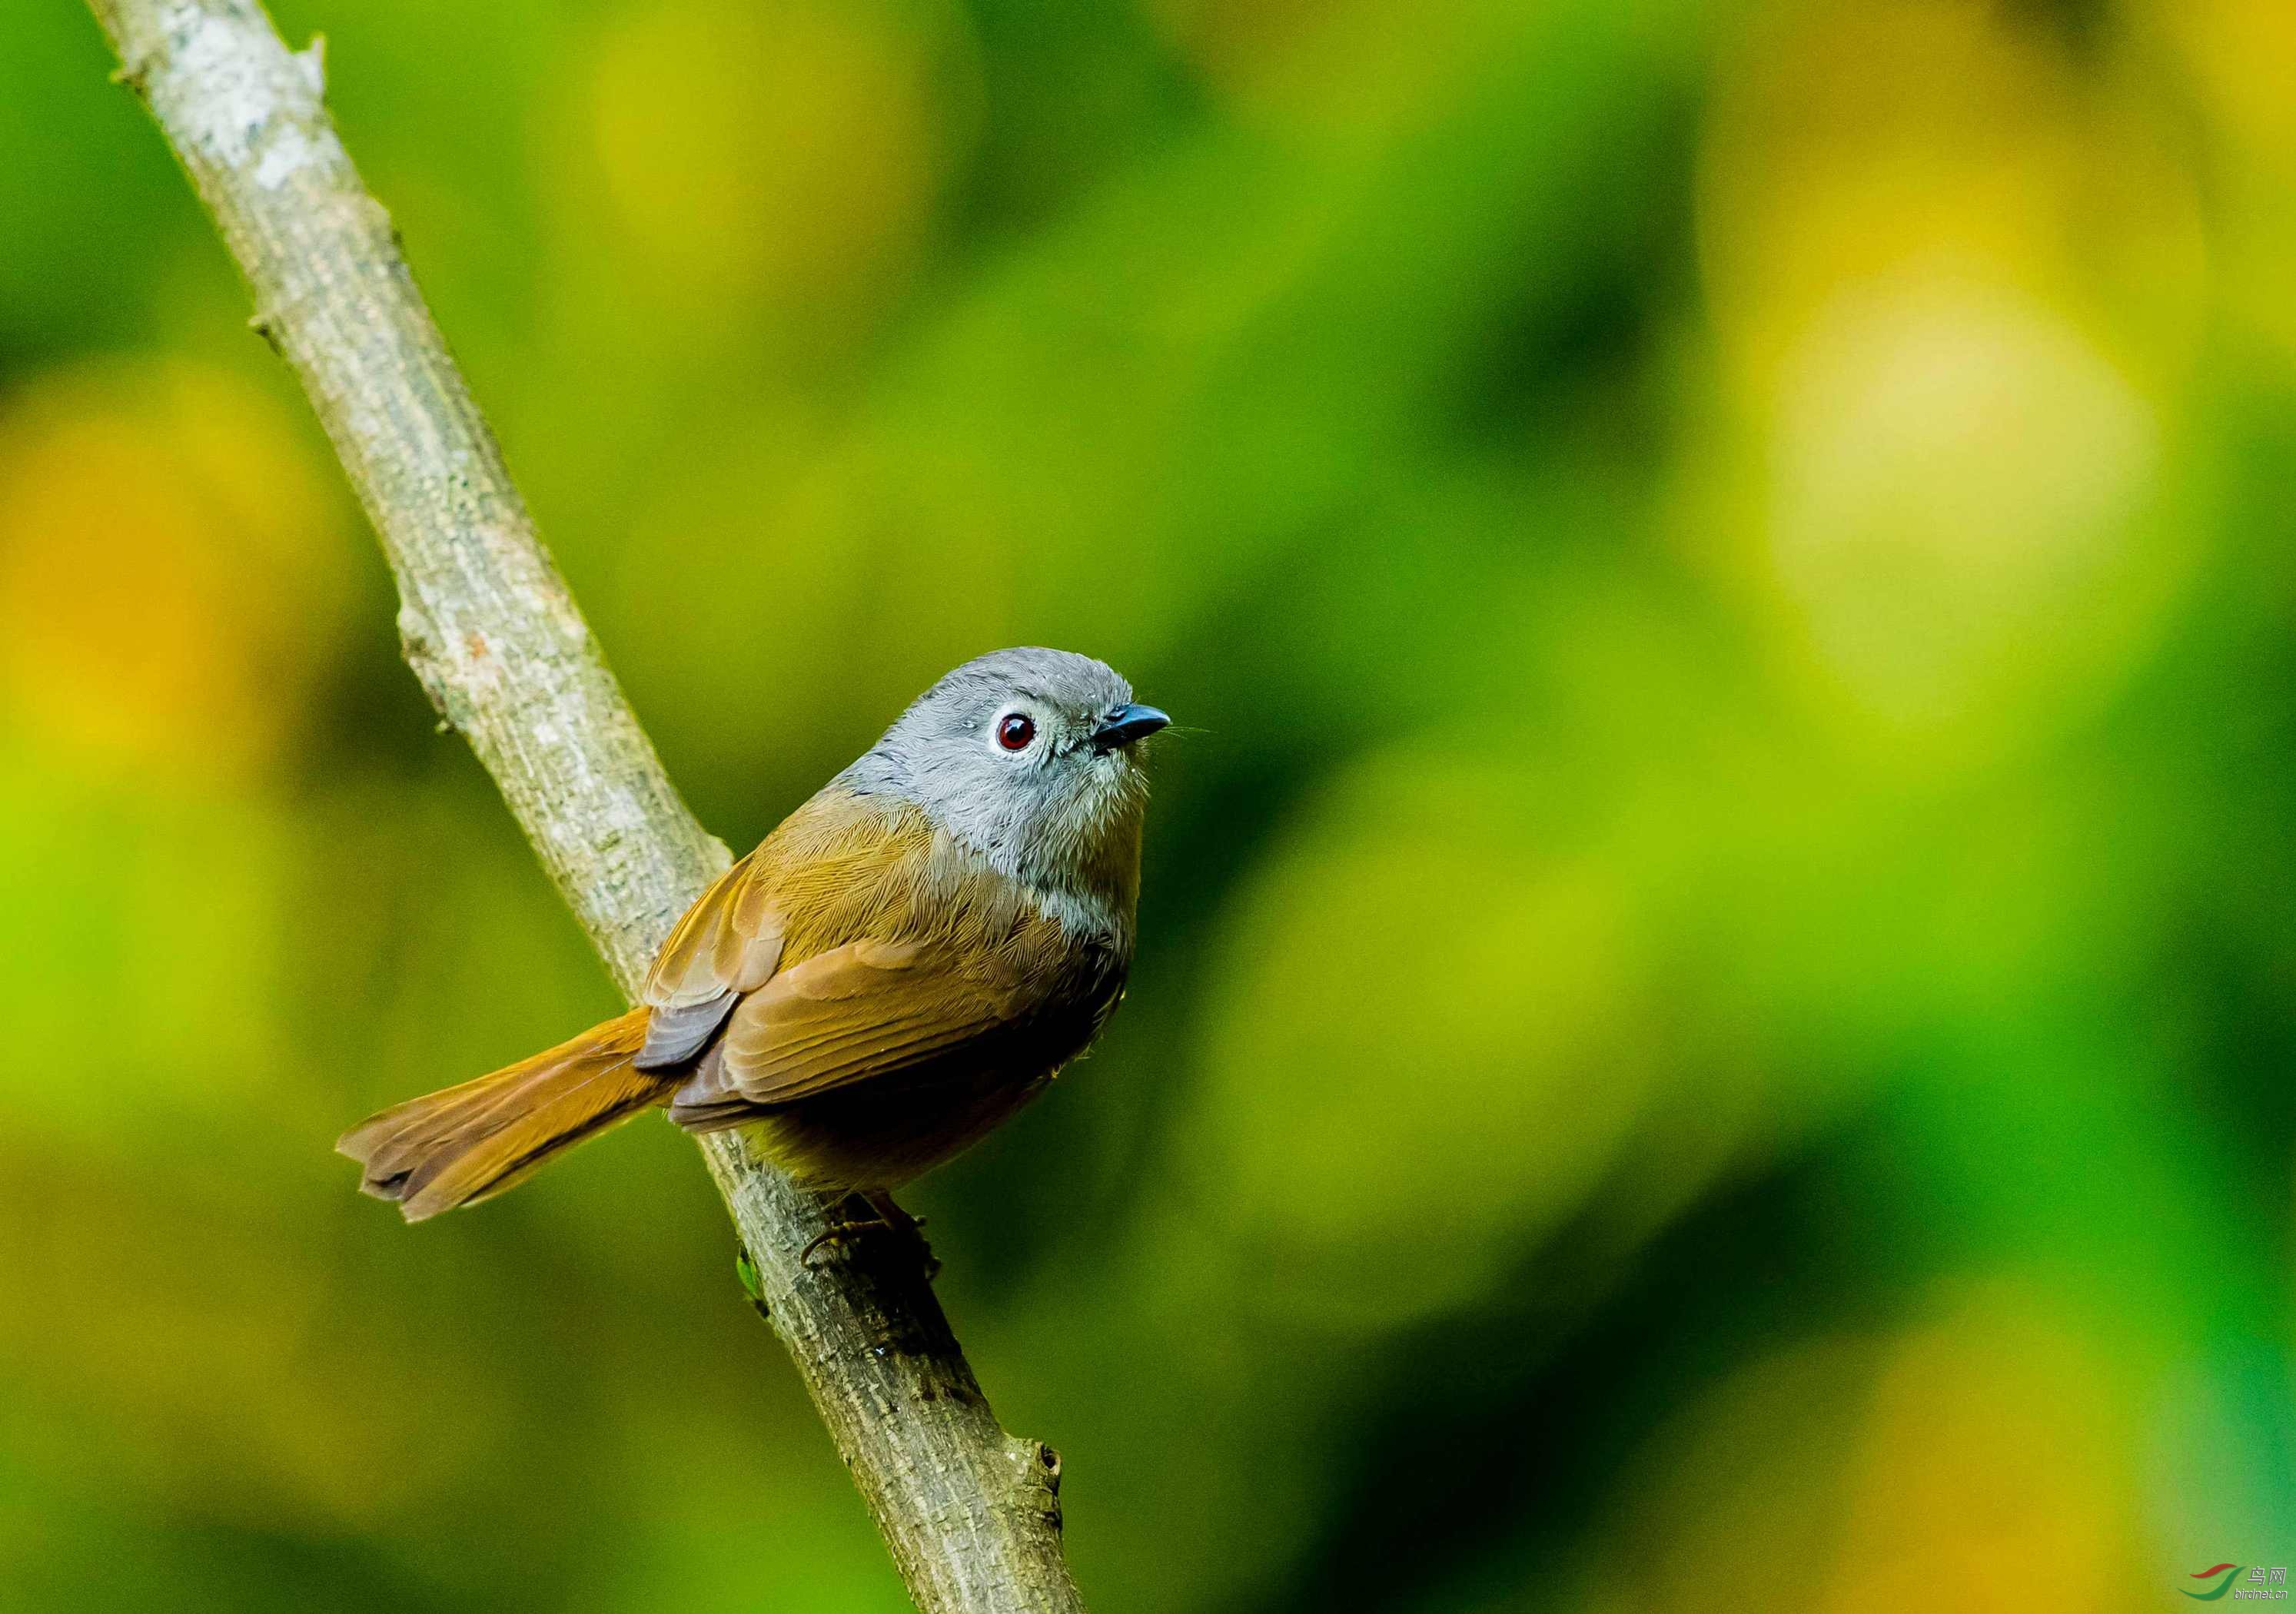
[81,2,1082,1606]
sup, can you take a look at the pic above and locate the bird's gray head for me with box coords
[842,647,1168,918]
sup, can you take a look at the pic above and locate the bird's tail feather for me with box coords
[337,1008,666,1221]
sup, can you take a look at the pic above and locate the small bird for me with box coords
[339,647,1168,1230]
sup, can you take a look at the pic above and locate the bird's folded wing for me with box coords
[636,793,945,1070]
[676,938,1022,1111]
[634,851,786,1068]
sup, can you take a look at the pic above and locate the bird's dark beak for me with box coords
[1092,703,1170,753]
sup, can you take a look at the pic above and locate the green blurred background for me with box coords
[5,0,2296,1607]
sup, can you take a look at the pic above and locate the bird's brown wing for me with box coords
[636,791,954,1071]
[666,938,1035,1125]
[633,850,787,1068]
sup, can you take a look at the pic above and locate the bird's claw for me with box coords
[801,1193,939,1279]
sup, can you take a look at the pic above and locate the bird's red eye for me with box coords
[996,713,1035,751]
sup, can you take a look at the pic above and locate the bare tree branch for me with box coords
[81,2,1082,1606]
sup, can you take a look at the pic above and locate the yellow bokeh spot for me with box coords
[1700,0,2205,401]
[2159,0,2296,357]
[1819,1287,2135,1612]
[1573,1286,2135,1612]
[587,0,953,322]
[0,360,348,786]
[1692,2,2207,752]
[1762,274,2159,733]
[2161,0,2296,164]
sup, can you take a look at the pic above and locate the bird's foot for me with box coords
[862,1189,941,1281]
[800,1191,939,1280]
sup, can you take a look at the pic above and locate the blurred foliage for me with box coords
[6,0,2296,1608]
